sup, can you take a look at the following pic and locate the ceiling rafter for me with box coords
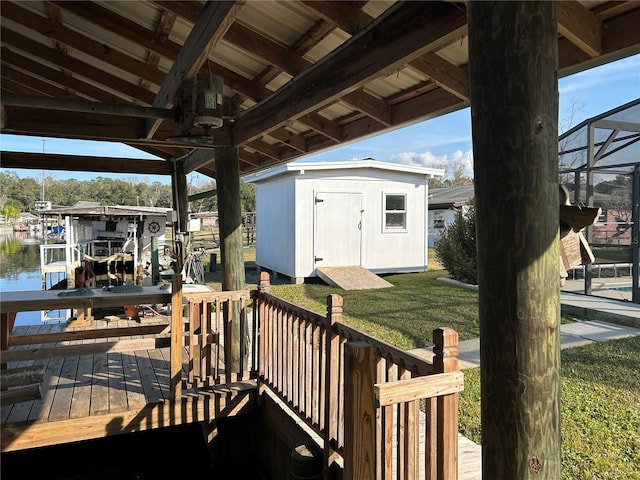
[146,0,245,138]
[1,64,82,100]
[234,2,467,144]
[51,2,181,59]
[341,88,391,127]
[1,2,166,86]
[268,127,307,153]
[0,46,131,104]
[557,1,602,58]
[408,53,470,101]
[245,139,283,162]
[1,29,156,104]
[298,1,373,35]
[1,0,638,178]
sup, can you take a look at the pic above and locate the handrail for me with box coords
[253,272,462,479]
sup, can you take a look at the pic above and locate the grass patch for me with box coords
[459,336,640,480]
[270,270,480,349]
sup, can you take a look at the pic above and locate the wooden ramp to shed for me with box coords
[316,266,393,290]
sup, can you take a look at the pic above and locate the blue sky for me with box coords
[1,53,638,185]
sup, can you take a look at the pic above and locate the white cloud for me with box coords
[388,149,474,179]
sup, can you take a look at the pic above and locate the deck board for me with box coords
[1,318,257,453]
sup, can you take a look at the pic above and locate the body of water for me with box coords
[0,232,65,326]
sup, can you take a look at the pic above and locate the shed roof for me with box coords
[245,158,444,183]
[2,1,638,179]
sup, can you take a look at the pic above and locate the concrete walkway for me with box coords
[409,291,640,369]
[409,290,640,479]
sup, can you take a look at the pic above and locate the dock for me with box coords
[1,318,256,452]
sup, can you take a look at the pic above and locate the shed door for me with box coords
[314,192,363,267]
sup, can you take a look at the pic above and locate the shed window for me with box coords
[384,194,406,230]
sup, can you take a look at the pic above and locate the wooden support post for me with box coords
[344,342,376,480]
[216,146,246,375]
[151,236,159,285]
[170,274,183,399]
[324,294,342,478]
[433,327,459,480]
[257,271,270,379]
[468,3,562,478]
[172,158,188,273]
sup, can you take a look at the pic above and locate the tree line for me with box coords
[0,171,256,217]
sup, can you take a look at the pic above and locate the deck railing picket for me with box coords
[254,274,461,480]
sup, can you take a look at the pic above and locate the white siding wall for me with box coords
[253,165,431,280]
[255,176,296,277]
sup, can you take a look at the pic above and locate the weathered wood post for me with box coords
[324,294,342,479]
[256,271,271,379]
[216,146,247,376]
[433,327,459,480]
[343,342,376,480]
[468,2,562,478]
[170,273,183,399]
[171,158,188,274]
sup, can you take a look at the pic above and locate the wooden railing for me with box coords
[252,272,462,479]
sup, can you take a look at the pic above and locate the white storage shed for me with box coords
[246,159,444,283]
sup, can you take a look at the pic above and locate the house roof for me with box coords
[245,158,444,183]
[2,2,638,180]
[429,184,475,209]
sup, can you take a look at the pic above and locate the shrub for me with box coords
[434,203,477,284]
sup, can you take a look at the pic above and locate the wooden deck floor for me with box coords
[1,318,256,453]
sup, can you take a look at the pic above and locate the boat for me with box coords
[38,204,175,321]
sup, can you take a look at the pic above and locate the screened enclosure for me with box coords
[559,99,640,303]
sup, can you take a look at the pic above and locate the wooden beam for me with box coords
[374,371,464,407]
[409,53,470,101]
[268,127,307,153]
[52,1,182,59]
[7,325,169,347]
[1,387,256,452]
[1,65,85,100]
[0,384,41,406]
[0,152,173,175]
[557,1,602,58]
[0,43,153,104]
[147,1,244,137]
[0,365,46,389]
[181,148,216,174]
[234,2,467,144]
[299,113,342,143]
[299,1,373,35]
[238,149,264,168]
[246,139,282,161]
[1,107,231,148]
[0,337,171,363]
[341,88,391,126]
[0,3,165,86]
[225,22,311,74]
[2,94,173,120]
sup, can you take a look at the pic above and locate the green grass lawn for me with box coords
[270,270,480,350]
[205,247,638,478]
[460,336,640,480]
